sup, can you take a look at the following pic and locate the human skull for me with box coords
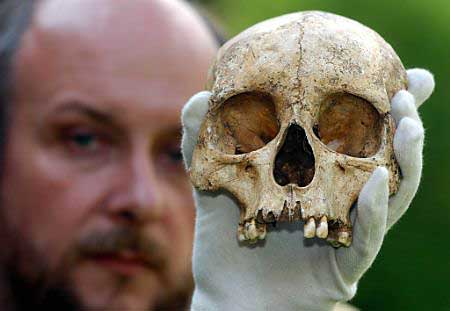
[190,11,405,247]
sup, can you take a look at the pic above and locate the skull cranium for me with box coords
[190,11,405,247]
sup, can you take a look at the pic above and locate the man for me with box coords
[0,0,217,309]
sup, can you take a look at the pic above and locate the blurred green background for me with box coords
[193,0,450,310]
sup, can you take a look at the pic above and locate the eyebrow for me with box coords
[52,101,119,128]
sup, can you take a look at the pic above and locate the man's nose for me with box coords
[106,151,164,224]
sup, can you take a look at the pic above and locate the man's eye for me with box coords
[61,127,107,155]
[157,144,184,172]
[167,148,183,163]
[72,132,96,148]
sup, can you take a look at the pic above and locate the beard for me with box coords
[0,223,193,311]
[3,263,80,311]
[0,222,81,311]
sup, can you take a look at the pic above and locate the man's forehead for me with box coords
[33,0,214,56]
[13,0,217,112]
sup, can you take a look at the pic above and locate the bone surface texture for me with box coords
[190,11,404,247]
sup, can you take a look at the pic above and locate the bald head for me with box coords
[34,0,217,63]
[14,0,217,103]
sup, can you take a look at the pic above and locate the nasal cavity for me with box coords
[273,124,315,187]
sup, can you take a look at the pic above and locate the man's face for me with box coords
[0,0,217,309]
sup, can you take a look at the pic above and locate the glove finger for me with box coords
[406,68,435,108]
[335,167,389,285]
[387,117,424,229]
[391,90,421,125]
[181,91,212,168]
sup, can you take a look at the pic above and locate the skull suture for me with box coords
[190,11,405,247]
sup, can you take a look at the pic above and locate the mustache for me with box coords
[76,227,167,270]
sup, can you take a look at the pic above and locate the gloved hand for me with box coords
[181,69,434,311]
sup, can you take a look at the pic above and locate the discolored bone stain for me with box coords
[273,124,315,187]
[220,92,279,154]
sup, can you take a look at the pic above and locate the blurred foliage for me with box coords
[193,0,450,310]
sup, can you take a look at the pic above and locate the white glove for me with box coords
[181,69,434,311]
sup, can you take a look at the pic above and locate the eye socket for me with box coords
[218,92,279,154]
[316,93,382,158]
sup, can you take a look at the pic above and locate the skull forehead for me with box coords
[209,21,301,106]
[209,11,406,112]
